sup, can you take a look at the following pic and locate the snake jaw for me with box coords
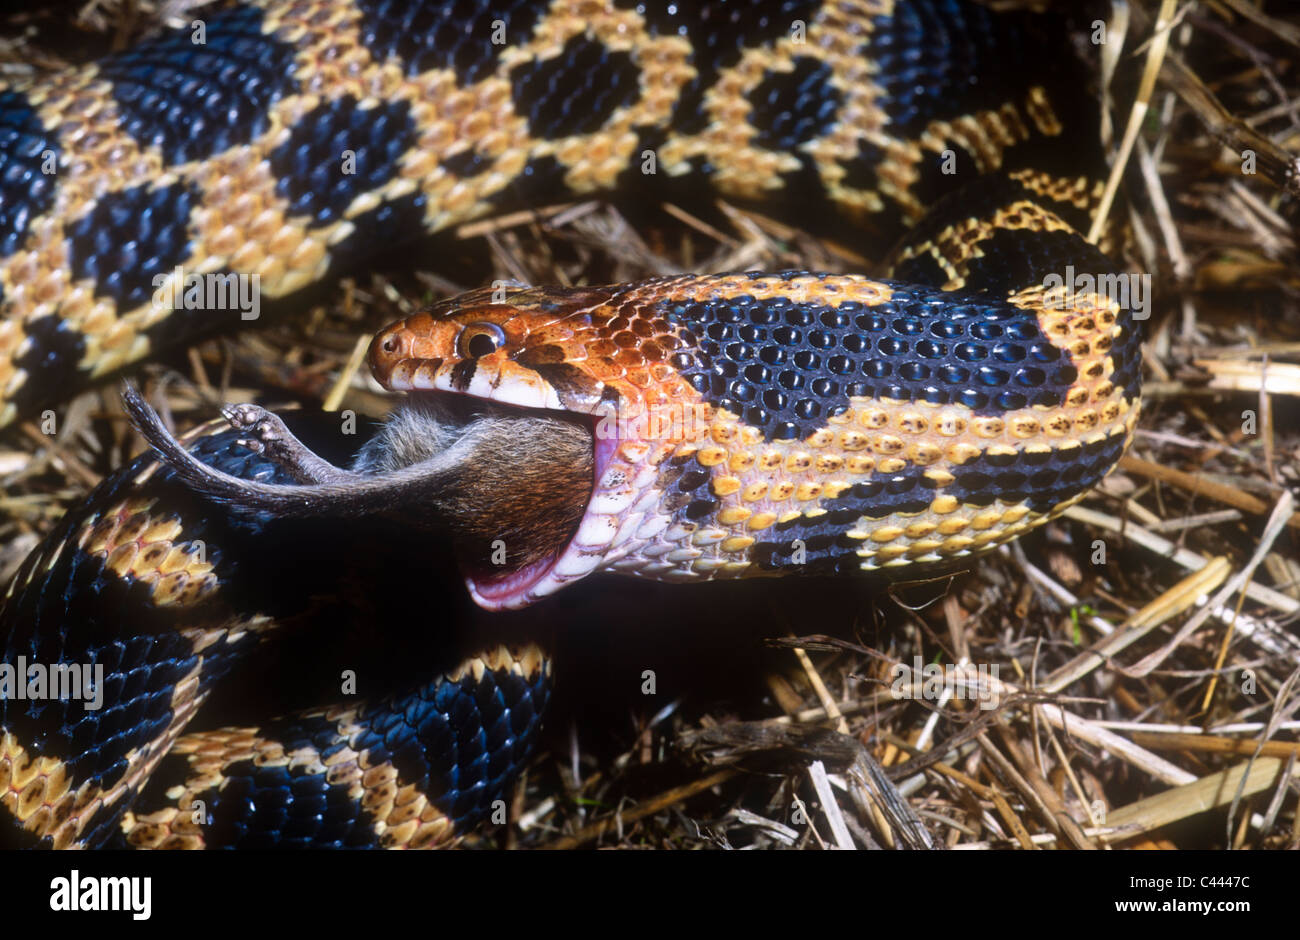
[446,402,692,611]
[461,424,626,610]
[376,340,701,607]
[370,390,690,610]
[373,343,652,608]
[369,296,699,608]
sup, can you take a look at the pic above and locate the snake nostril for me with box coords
[381,335,400,354]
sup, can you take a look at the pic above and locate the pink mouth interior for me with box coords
[464,419,619,609]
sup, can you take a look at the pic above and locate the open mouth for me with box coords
[403,391,623,610]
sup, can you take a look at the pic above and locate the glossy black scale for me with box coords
[834,0,1076,206]
[327,191,430,266]
[99,5,299,166]
[662,461,720,523]
[0,0,1140,850]
[893,173,1090,265]
[489,155,569,209]
[751,523,867,576]
[661,273,1077,441]
[747,57,841,152]
[6,315,87,417]
[864,0,1044,138]
[127,661,549,849]
[891,203,1142,408]
[509,36,642,140]
[356,0,545,84]
[0,88,58,257]
[748,428,1132,572]
[168,753,375,849]
[0,430,289,849]
[441,147,494,179]
[615,0,822,136]
[66,179,200,310]
[352,664,548,832]
[0,415,553,848]
[270,96,418,228]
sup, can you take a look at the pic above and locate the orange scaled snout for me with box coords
[367,313,440,386]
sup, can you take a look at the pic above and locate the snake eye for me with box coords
[458,322,506,358]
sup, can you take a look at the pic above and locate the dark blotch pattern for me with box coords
[956,227,1141,403]
[888,250,947,291]
[864,0,1034,139]
[616,0,822,135]
[99,5,298,166]
[838,137,886,192]
[149,661,548,848]
[0,88,58,256]
[327,190,429,266]
[7,315,87,416]
[661,273,1073,439]
[67,179,199,310]
[166,753,382,849]
[0,0,1133,849]
[840,137,982,208]
[441,147,493,179]
[747,57,841,152]
[356,0,545,84]
[1,413,555,848]
[750,430,1129,571]
[754,513,901,574]
[961,227,1105,299]
[449,358,478,391]
[533,362,599,408]
[488,154,569,208]
[0,630,213,800]
[509,35,642,140]
[890,164,1050,256]
[909,143,979,208]
[270,96,417,227]
[353,665,549,832]
[660,455,719,523]
[0,429,318,848]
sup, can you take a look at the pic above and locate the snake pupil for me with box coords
[467,331,498,358]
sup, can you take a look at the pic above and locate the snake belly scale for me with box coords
[0,0,1140,848]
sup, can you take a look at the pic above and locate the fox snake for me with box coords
[0,0,1141,848]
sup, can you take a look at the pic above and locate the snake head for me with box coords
[370,286,604,411]
[368,279,711,610]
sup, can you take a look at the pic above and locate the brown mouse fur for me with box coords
[124,386,593,574]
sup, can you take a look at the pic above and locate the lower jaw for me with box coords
[460,423,622,611]
[464,556,560,610]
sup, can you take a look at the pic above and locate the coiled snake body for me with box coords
[0,0,1141,848]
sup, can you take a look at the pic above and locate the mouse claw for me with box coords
[222,403,275,433]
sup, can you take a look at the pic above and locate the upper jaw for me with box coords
[377,354,565,412]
